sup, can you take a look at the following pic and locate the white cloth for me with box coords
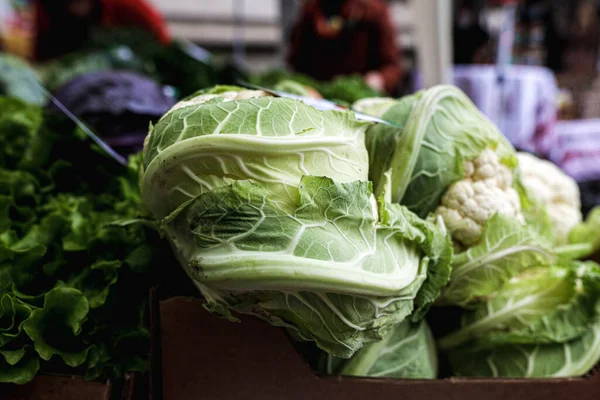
[549,119,600,182]
[414,65,559,156]
[452,65,558,156]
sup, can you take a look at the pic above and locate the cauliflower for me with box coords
[517,152,582,244]
[435,149,524,247]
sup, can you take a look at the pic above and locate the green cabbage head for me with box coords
[140,86,452,358]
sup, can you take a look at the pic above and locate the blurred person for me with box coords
[287,0,403,95]
[453,0,491,64]
[517,0,568,72]
[563,0,600,75]
[34,0,171,61]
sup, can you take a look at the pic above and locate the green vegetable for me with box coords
[569,206,600,258]
[141,87,452,358]
[250,68,318,89]
[352,97,397,117]
[439,262,600,350]
[319,75,382,105]
[449,319,600,377]
[322,319,438,379]
[438,214,556,306]
[0,54,45,106]
[37,28,219,98]
[365,85,515,218]
[273,79,317,97]
[142,87,370,218]
[0,96,172,383]
[251,70,380,104]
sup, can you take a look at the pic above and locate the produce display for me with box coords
[0,97,173,384]
[1,42,600,387]
[37,28,220,98]
[352,89,600,378]
[140,86,452,359]
[139,84,600,379]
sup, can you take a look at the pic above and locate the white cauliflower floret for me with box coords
[435,149,524,247]
[517,152,582,243]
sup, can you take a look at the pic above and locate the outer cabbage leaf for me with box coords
[439,262,600,349]
[568,206,600,259]
[322,319,438,379]
[366,85,515,217]
[351,97,396,117]
[448,319,600,377]
[274,80,320,98]
[142,95,370,218]
[161,176,451,358]
[438,214,556,306]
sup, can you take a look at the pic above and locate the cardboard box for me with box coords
[150,276,600,400]
[0,371,142,400]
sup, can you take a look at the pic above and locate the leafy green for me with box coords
[0,98,43,170]
[319,75,382,105]
[448,319,600,377]
[0,347,40,384]
[438,214,556,306]
[0,96,172,383]
[273,80,317,97]
[322,319,438,379]
[250,68,319,90]
[160,175,451,358]
[142,93,370,218]
[439,262,600,350]
[569,206,600,259]
[0,54,45,106]
[23,288,91,367]
[352,97,397,117]
[251,70,381,104]
[38,28,219,98]
[365,85,515,217]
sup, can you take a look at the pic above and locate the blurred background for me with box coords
[2,0,600,207]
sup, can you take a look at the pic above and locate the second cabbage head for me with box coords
[140,86,452,358]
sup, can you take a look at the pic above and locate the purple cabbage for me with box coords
[49,71,176,155]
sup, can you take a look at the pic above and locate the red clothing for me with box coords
[287,0,403,94]
[99,0,170,44]
[34,0,171,61]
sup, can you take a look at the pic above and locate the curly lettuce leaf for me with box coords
[0,98,43,169]
[0,97,167,384]
[0,293,32,347]
[0,347,40,384]
[23,287,91,367]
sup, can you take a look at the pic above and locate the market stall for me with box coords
[0,1,599,399]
